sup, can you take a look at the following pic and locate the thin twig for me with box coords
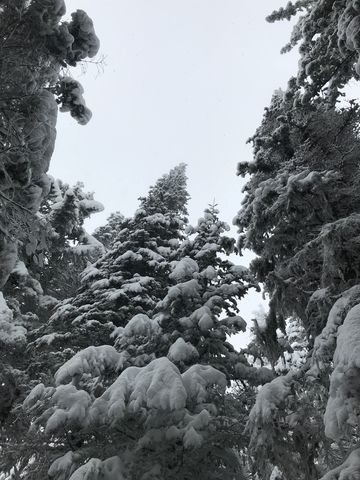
[0,190,35,217]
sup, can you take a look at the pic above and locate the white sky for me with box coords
[50,0,299,348]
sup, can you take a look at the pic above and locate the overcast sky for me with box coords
[50,0,299,347]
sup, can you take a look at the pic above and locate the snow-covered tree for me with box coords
[0,0,100,358]
[267,0,360,105]
[236,4,360,468]
[0,0,99,287]
[21,172,258,479]
[234,77,360,477]
[0,1,100,476]
[0,178,104,427]
[94,212,126,250]
[111,203,257,375]
[34,178,105,298]
[153,203,264,382]
[236,93,360,342]
[29,165,189,367]
[4,178,104,306]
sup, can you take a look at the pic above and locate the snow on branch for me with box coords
[56,77,92,125]
[0,292,26,345]
[308,285,360,378]
[25,356,227,460]
[247,372,296,448]
[112,314,160,349]
[67,456,125,480]
[169,257,199,282]
[55,345,122,385]
[324,303,360,440]
[320,448,360,480]
[167,338,199,363]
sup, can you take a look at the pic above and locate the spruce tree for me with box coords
[4,178,105,313]
[267,0,360,106]
[0,1,100,475]
[237,3,360,469]
[35,178,105,299]
[155,203,268,383]
[22,171,259,480]
[234,89,360,478]
[0,0,99,290]
[0,181,105,479]
[28,165,189,368]
[94,212,126,250]
[0,0,99,412]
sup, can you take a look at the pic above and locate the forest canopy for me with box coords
[2,1,360,479]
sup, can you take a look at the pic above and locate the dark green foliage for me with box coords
[30,165,190,373]
[93,211,125,250]
[0,0,99,288]
[267,0,360,105]
[235,95,360,340]
[21,167,260,480]
[0,1,100,476]
[155,203,260,380]
[236,40,360,480]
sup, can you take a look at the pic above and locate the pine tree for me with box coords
[0,166,189,479]
[0,181,106,480]
[22,172,259,480]
[35,178,105,299]
[154,203,267,383]
[267,0,360,106]
[94,212,126,250]
[0,1,100,475]
[0,0,100,291]
[234,88,360,477]
[3,178,105,314]
[237,4,360,468]
[27,165,189,369]
[0,0,100,402]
